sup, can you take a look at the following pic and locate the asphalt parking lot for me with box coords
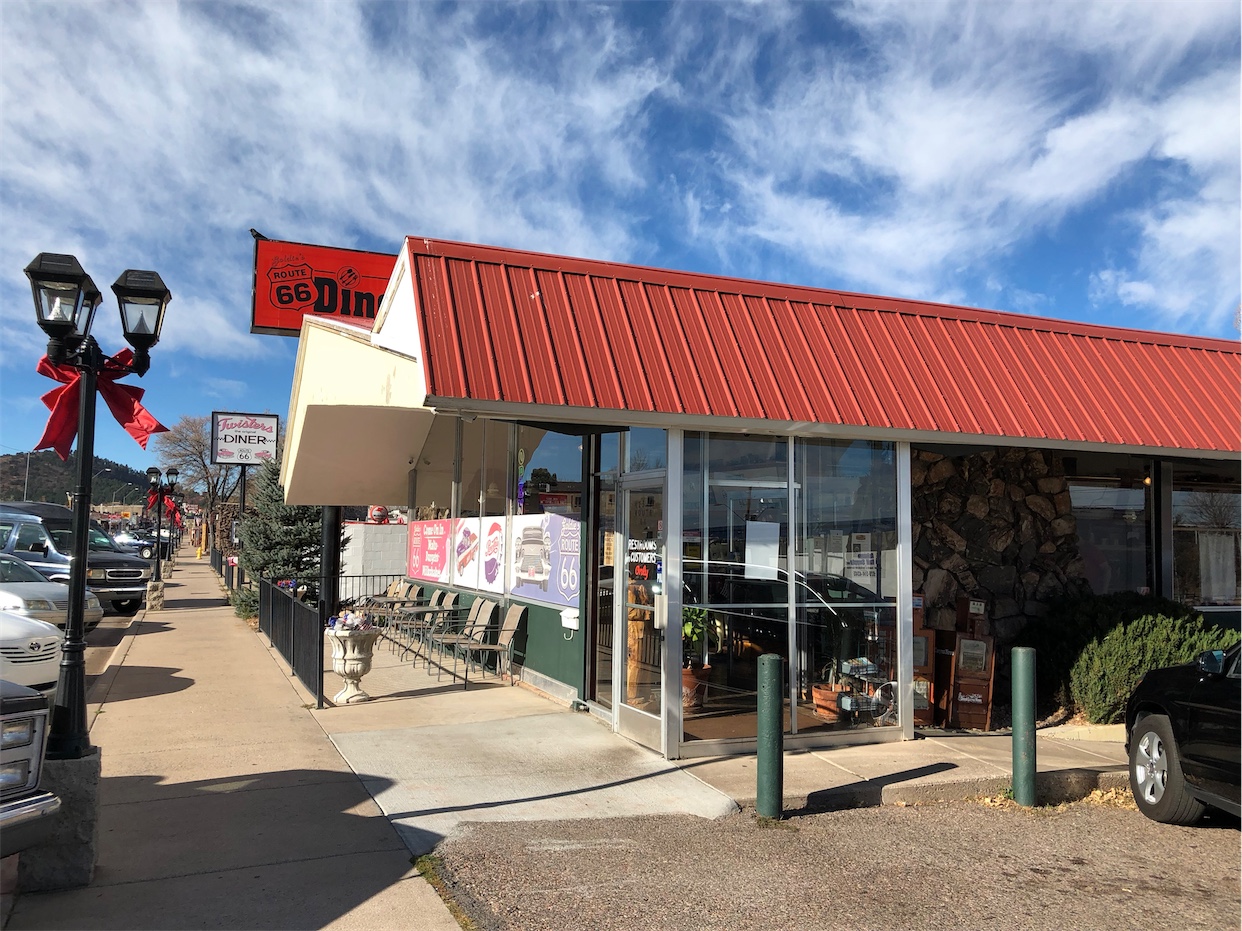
[434,797,1241,931]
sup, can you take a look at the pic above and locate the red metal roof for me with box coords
[399,237,1241,454]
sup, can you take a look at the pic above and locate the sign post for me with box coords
[211,412,279,586]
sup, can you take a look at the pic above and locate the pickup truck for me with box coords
[0,679,62,857]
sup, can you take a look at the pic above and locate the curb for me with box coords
[736,767,1131,815]
[86,612,144,711]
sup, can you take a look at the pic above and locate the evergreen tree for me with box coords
[238,460,323,596]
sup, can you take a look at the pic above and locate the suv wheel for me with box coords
[1129,713,1206,824]
[139,545,154,559]
[111,598,142,617]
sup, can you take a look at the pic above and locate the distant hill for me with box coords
[0,452,153,507]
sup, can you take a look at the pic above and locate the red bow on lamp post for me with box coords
[145,488,183,528]
[35,348,168,460]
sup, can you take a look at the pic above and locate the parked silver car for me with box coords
[0,610,63,702]
[0,553,104,630]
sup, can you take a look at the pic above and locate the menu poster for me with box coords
[478,519,505,594]
[845,550,877,591]
[825,532,846,576]
[407,519,452,582]
[453,518,483,590]
[509,514,581,609]
[744,521,780,580]
[849,532,871,553]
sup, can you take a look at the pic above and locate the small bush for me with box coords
[231,586,258,620]
[1015,591,1201,713]
[1069,613,1239,724]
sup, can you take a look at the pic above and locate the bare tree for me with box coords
[1178,490,1240,530]
[152,415,242,545]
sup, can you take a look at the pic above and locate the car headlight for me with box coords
[87,568,107,581]
[25,597,55,611]
[0,759,32,789]
[85,592,102,609]
[1,718,35,749]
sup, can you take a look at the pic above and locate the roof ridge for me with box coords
[401,236,1239,354]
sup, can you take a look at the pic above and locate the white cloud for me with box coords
[0,0,1236,359]
[676,0,1239,330]
[0,2,669,355]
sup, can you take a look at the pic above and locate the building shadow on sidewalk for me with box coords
[788,762,961,814]
[88,665,193,703]
[10,769,412,931]
[159,596,231,610]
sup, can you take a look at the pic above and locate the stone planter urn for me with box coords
[326,627,381,704]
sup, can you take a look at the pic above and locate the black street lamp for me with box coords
[26,252,171,760]
[146,466,178,580]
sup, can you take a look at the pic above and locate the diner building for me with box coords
[280,236,1240,760]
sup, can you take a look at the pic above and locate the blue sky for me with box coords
[1,1,1238,473]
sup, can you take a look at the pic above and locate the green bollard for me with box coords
[1011,646,1036,807]
[756,653,784,819]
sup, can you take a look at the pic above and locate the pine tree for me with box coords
[238,460,323,596]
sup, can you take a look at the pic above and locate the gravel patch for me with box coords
[434,798,1240,931]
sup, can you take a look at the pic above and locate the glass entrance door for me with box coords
[620,485,664,716]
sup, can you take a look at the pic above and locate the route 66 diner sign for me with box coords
[211,411,280,466]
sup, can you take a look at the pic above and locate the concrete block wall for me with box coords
[341,522,408,586]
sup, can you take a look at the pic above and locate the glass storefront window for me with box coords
[594,433,621,710]
[627,427,667,472]
[1172,461,1241,608]
[681,433,898,743]
[624,485,664,715]
[795,440,897,735]
[517,427,583,517]
[1070,479,1151,595]
[411,415,456,520]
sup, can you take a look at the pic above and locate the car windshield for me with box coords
[46,524,122,552]
[88,526,119,551]
[0,554,52,584]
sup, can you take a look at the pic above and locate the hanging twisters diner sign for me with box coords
[210,411,280,465]
[250,234,397,337]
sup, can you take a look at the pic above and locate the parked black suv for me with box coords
[0,502,151,616]
[1126,642,1241,824]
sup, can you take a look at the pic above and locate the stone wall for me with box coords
[911,446,1091,644]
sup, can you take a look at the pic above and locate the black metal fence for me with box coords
[210,548,222,573]
[338,573,405,607]
[258,578,324,707]
[223,562,236,591]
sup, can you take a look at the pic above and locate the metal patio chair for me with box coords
[460,603,525,685]
[430,598,498,686]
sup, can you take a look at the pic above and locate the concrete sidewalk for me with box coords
[5,552,1130,930]
[6,553,461,931]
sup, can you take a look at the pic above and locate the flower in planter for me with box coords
[682,605,720,669]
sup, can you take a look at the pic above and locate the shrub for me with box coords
[1069,613,1240,724]
[231,586,258,620]
[1014,591,1201,713]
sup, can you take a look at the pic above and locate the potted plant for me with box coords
[811,662,846,723]
[681,606,718,711]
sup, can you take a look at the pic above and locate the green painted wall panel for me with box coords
[511,599,584,695]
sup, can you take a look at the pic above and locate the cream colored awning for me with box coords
[281,317,434,505]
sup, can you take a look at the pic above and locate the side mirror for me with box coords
[1197,649,1226,676]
